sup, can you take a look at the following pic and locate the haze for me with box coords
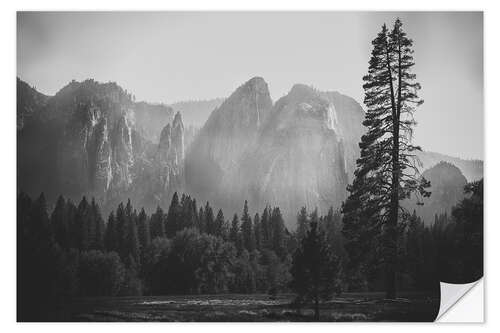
[17,11,483,159]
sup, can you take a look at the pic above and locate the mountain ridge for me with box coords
[17,77,483,228]
[405,161,468,225]
[17,78,182,212]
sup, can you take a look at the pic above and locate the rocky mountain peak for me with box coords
[17,77,49,130]
[240,76,268,93]
[205,76,273,131]
[185,77,273,211]
[287,83,319,101]
[265,84,338,136]
[405,161,468,225]
[237,83,349,225]
[17,78,173,208]
[110,115,134,189]
[17,77,483,230]
[186,78,351,226]
[173,111,183,129]
[159,123,172,151]
[424,161,466,183]
[157,113,184,169]
[171,112,184,163]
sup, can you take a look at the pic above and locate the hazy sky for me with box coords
[17,12,483,159]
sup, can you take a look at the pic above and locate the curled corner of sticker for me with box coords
[436,279,483,322]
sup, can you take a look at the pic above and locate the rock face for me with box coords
[405,161,468,225]
[155,112,185,198]
[240,84,349,225]
[185,80,351,228]
[18,76,483,229]
[93,117,113,193]
[171,112,185,163]
[47,81,140,201]
[184,77,482,229]
[185,77,273,211]
[17,78,177,211]
[16,77,49,130]
[110,115,134,190]
[157,124,172,163]
[416,151,483,182]
[318,91,365,182]
[133,101,175,143]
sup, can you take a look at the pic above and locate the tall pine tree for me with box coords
[296,206,309,242]
[166,192,181,238]
[105,211,118,252]
[241,200,255,252]
[76,196,92,251]
[204,202,216,235]
[150,206,165,239]
[253,213,261,250]
[90,197,105,250]
[260,206,271,250]
[51,195,69,249]
[342,18,430,299]
[125,203,141,266]
[137,208,151,250]
[214,209,226,239]
[271,207,286,259]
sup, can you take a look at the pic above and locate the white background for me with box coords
[1,0,496,331]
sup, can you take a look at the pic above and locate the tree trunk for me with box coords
[384,31,400,301]
[386,95,400,300]
[386,176,398,299]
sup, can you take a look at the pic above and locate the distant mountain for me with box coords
[185,77,274,216]
[170,98,225,127]
[133,101,175,143]
[18,76,483,230]
[17,78,182,211]
[405,161,468,225]
[416,151,483,182]
[184,77,482,228]
[185,78,361,227]
[240,84,350,224]
[16,77,49,130]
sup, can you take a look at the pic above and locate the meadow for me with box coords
[62,292,439,322]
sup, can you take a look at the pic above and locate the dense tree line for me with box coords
[340,179,483,294]
[432,179,483,284]
[18,192,294,320]
[18,177,482,320]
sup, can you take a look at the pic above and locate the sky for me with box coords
[17,12,483,159]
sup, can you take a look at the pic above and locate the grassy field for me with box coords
[57,292,439,322]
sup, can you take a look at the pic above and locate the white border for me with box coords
[2,0,496,331]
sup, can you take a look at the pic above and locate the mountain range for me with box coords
[405,161,468,225]
[17,78,183,211]
[17,77,483,228]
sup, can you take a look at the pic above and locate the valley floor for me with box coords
[57,292,439,322]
